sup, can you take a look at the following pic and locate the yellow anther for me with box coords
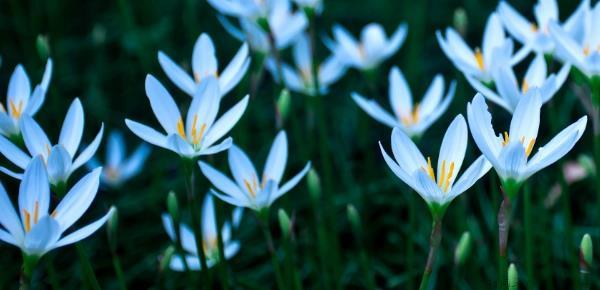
[524,138,536,157]
[443,162,455,192]
[502,131,510,146]
[194,72,219,84]
[438,160,446,187]
[584,45,590,56]
[521,80,529,94]
[422,157,436,182]
[190,115,207,145]
[203,237,218,253]
[177,118,186,139]
[474,48,485,70]
[530,23,538,32]
[23,209,31,233]
[244,176,258,197]
[400,104,420,126]
[51,210,58,218]
[33,201,39,224]
[9,100,23,118]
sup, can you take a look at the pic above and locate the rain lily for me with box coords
[437,13,524,82]
[466,53,570,113]
[158,33,250,98]
[87,131,151,187]
[162,195,240,271]
[549,2,600,78]
[0,59,53,138]
[125,75,248,159]
[467,92,587,197]
[292,0,323,15]
[379,115,491,217]
[207,0,274,21]
[0,156,115,259]
[352,66,456,138]
[217,0,307,54]
[266,34,347,96]
[326,22,407,70]
[498,0,588,54]
[199,131,311,211]
[0,98,104,187]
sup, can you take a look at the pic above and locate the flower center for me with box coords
[243,176,259,197]
[400,104,420,126]
[474,48,484,70]
[194,72,219,84]
[501,131,536,157]
[530,23,538,32]
[177,116,207,146]
[22,201,40,233]
[422,157,455,193]
[8,100,24,119]
[521,80,529,94]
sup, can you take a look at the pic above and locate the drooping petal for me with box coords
[58,98,85,157]
[53,207,115,249]
[262,131,288,184]
[52,168,102,231]
[125,119,169,149]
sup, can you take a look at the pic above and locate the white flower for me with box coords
[199,131,311,211]
[162,195,240,271]
[87,131,151,187]
[467,92,587,189]
[207,0,274,21]
[437,13,525,83]
[498,0,589,54]
[125,75,248,159]
[0,59,53,138]
[549,2,600,78]
[0,98,104,186]
[217,0,308,54]
[0,156,114,258]
[158,33,250,98]
[379,115,491,214]
[326,23,407,70]
[466,53,570,113]
[267,34,347,96]
[352,66,456,138]
[292,0,322,14]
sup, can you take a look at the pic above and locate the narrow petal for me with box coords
[53,207,115,249]
[262,131,288,184]
[351,93,400,128]
[509,90,542,142]
[19,157,50,224]
[448,155,492,200]
[277,162,311,197]
[24,85,45,116]
[107,132,125,169]
[120,144,151,180]
[388,67,413,119]
[498,141,527,180]
[228,145,259,192]
[58,98,84,157]
[20,115,52,159]
[41,59,53,91]
[158,51,196,96]
[383,23,408,57]
[145,75,182,135]
[436,115,468,187]
[7,65,31,110]
[192,34,218,80]
[52,168,102,231]
[125,119,169,149]
[419,75,444,118]
[203,95,249,148]
[379,142,418,190]
[72,124,104,171]
[199,161,250,205]
[199,137,233,156]
[466,94,502,165]
[391,127,427,173]
[0,134,31,169]
[0,182,24,242]
[202,195,217,242]
[187,77,220,141]
[219,44,251,96]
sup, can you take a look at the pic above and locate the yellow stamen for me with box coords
[244,177,258,197]
[400,104,420,126]
[9,100,23,118]
[525,138,536,157]
[177,118,186,139]
[423,157,435,182]
[475,48,485,70]
[438,160,446,187]
[190,115,207,145]
[443,162,455,192]
[23,209,31,233]
[33,201,39,224]
[521,80,529,94]
[530,23,538,32]
[502,131,510,146]
[194,72,219,83]
[583,45,590,56]
[203,237,218,253]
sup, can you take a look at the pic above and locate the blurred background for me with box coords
[0,0,596,289]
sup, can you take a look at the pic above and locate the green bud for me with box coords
[36,35,50,61]
[257,17,270,32]
[159,246,176,272]
[307,169,321,202]
[581,233,593,269]
[508,263,518,290]
[107,207,119,250]
[278,209,291,239]
[277,89,291,124]
[92,24,107,45]
[346,204,362,234]
[578,154,596,176]
[453,8,468,36]
[454,231,472,266]
[167,191,179,222]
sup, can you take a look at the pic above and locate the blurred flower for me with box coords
[498,0,589,54]
[87,131,151,187]
[158,33,250,98]
[549,2,600,78]
[466,53,570,113]
[352,66,456,138]
[125,75,248,159]
[199,131,311,211]
[0,156,114,258]
[0,59,53,138]
[379,115,491,217]
[207,0,274,21]
[292,0,323,15]
[218,0,308,54]
[162,195,240,271]
[326,22,407,71]
[0,98,104,187]
[437,13,523,83]
[467,92,587,193]
[267,34,347,96]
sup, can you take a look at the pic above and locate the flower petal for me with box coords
[219,43,251,96]
[7,65,31,110]
[23,216,60,256]
[277,161,311,198]
[262,131,288,184]
[391,127,427,173]
[467,94,502,166]
[0,134,31,169]
[158,51,196,96]
[509,90,542,142]
[203,95,249,148]
[72,124,104,172]
[192,34,218,80]
[19,156,50,224]
[53,207,115,249]
[437,115,468,187]
[145,75,181,135]
[58,98,85,157]
[20,115,52,159]
[199,161,249,205]
[47,145,73,185]
[351,93,400,128]
[52,168,102,231]
[125,119,169,149]
[0,181,24,242]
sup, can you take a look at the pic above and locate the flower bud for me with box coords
[159,246,176,272]
[580,233,593,270]
[453,8,468,36]
[508,263,518,290]
[277,89,291,124]
[278,209,291,239]
[107,207,119,250]
[167,191,179,223]
[346,204,362,235]
[307,169,321,202]
[454,231,472,266]
[36,35,50,61]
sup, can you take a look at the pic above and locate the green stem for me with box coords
[75,243,101,290]
[182,159,211,288]
[523,184,535,290]
[407,195,416,289]
[109,243,127,290]
[257,212,287,290]
[497,192,513,290]
[579,254,591,290]
[45,254,61,290]
[281,222,302,290]
[418,219,442,290]
[310,187,332,289]
[215,201,231,290]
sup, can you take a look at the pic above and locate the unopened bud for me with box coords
[454,231,472,266]
[159,246,176,272]
[277,89,291,124]
[453,8,468,36]
[278,209,291,239]
[167,191,179,223]
[508,263,518,290]
[36,35,50,61]
[581,233,593,270]
[307,169,321,202]
[107,207,119,250]
[346,204,362,235]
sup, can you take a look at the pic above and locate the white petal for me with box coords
[498,1,534,43]
[419,75,444,118]
[120,144,151,180]
[19,156,50,223]
[41,59,53,92]
[203,95,249,147]
[388,67,413,119]
[448,155,492,200]
[482,13,505,66]
[187,77,220,141]
[466,94,502,166]
[23,216,61,256]
[53,207,115,249]
[379,142,418,190]
[509,90,542,142]
[219,44,251,96]
[58,98,85,157]
[276,162,311,198]
[125,119,169,149]
[199,161,250,205]
[498,141,527,180]
[72,124,104,171]
[465,76,510,112]
[7,65,31,110]
[24,85,45,116]
[192,34,218,80]
[383,23,408,57]
[145,75,182,135]
[0,182,24,242]
[228,145,259,192]
[52,168,101,231]
[107,131,125,169]
[20,115,51,159]
[166,134,195,157]
[262,131,288,184]
[47,145,73,185]
[199,137,233,156]
[436,115,468,187]
[202,195,217,242]
[158,51,196,96]
[390,127,427,173]
[0,134,31,169]
[351,93,400,128]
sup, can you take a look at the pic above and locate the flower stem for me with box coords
[418,219,443,290]
[579,249,591,290]
[75,243,101,290]
[45,254,61,290]
[591,82,600,227]
[182,159,211,287]
[497,192,513,290]
[523,184,535,290]
[257,212,287,290]
[215,201,231,290]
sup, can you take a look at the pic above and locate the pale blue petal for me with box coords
[7,65,31,109]
[262,131,288,184]
[145,75,181,135]
[125,119,169,149]
[52,168,101,231]
[58,98,84,157]
[20,115,51,158]
[277,161,311,198]
[53,207,115,249]
[0,182,24,242]
[72,124,104,171]
[199,161,249,204]
[47,145,73,185]
[158,51,196,96]
[351,93,400,129]
[19,157,50,223]
[23,216,60,256]
[0,134,30,169]
[192,34,218,80]
[203,95,249,147]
